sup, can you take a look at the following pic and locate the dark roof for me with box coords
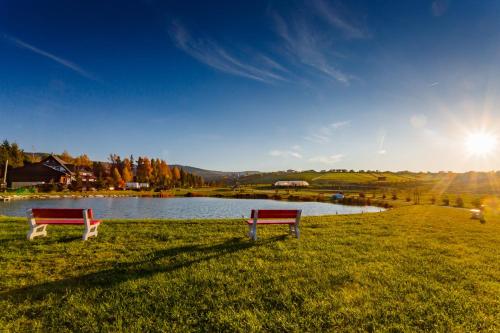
[40,155,73,174]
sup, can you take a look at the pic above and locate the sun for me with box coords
[465,131,498,157]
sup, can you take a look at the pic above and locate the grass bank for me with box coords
[1,206,499,332]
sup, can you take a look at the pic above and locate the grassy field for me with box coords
[1,205,499,332]
[239,171,423,185]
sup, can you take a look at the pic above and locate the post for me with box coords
[294,210,302,239]
[2,160,7,191]
[251,210,259,241]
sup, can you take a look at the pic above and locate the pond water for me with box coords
[0,197,384,219]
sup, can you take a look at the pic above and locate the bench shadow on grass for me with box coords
[2,235,287,302]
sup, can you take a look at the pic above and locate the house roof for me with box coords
[40,155,73,174]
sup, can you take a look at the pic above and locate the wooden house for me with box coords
[8,155,74,189]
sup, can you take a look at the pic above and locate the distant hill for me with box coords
[171,165,260,182]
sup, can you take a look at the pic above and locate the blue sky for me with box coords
[1,0,500,172]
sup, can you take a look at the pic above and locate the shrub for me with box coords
[391,193,398,200]
[442,197,450,206]
[455,197,464,208]
[430,196,436,205]
[471,198,482,208]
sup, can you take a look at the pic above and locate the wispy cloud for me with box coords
[273,14,350,84]
[272,0,370,84]
[309,154,344,164]
[311,0,370,39]
[3,34,97,81]
[169,21,288,84]
[304,121,350,144]
[377,130,387,154]
[269,149,303,159]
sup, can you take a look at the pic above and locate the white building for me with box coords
[274,180,310,187]
[125,182,150,190]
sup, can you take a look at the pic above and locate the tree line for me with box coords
[90,154,204,189]
[0,140,204,190]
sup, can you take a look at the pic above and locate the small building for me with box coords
[274,180,310,187]
[332,193,345,200]
[125,182,150,190]
[66,164,96,185]
[8,155,74,189]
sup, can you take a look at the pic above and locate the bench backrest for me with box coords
[251,209,300,219]
[31,208,93,219]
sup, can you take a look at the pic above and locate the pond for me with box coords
[0,197,384,219]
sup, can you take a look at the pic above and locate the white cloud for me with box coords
[169,22,288,84]
[3,34,97,81]
[269,150,303,159]
[309,154,344,164]
[304,121,350,144]
[377,130,387,154]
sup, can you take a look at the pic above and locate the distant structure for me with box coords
[377,176,387,181]
[274,180,310,187]
[7,154,96,189]
[332,193,345,200]
[125,182,150,190]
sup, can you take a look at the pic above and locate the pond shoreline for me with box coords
[0,196,385,219]
[0,191,391,210]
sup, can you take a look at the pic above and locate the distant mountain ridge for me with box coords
[171,165,260,181]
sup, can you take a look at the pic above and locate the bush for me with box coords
[442,197,450,206]
[359,192,365,198]
[430,196,436,205]
[391,193,398,200]
[455,197,464,208]
[471,198,482,208]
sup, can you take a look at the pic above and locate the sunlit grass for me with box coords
[1,205,499,332]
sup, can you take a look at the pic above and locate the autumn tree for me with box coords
[136,157,153,183]
[59,150,74,163]
[74,154,93,170]
[112,167,123,187]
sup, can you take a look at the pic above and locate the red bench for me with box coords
[27,208,102,241]
[246,209,302,240]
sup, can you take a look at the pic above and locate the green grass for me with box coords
[239,171,424,185]
[1,206,499,332]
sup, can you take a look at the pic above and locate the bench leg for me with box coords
[83,223,100,241]
[27,224,48,240]
[247,224,257,241]
[295,225,300,239]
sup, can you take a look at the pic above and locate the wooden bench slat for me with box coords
[251,209,299,219]
[35,219,101,225]
[246,219,296,225]
[32,208,95,219]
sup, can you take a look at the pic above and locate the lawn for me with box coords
[1,206,499,332]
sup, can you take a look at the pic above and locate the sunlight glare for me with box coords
[465,131,498,157]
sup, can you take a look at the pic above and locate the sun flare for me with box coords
[465,131,498,157]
